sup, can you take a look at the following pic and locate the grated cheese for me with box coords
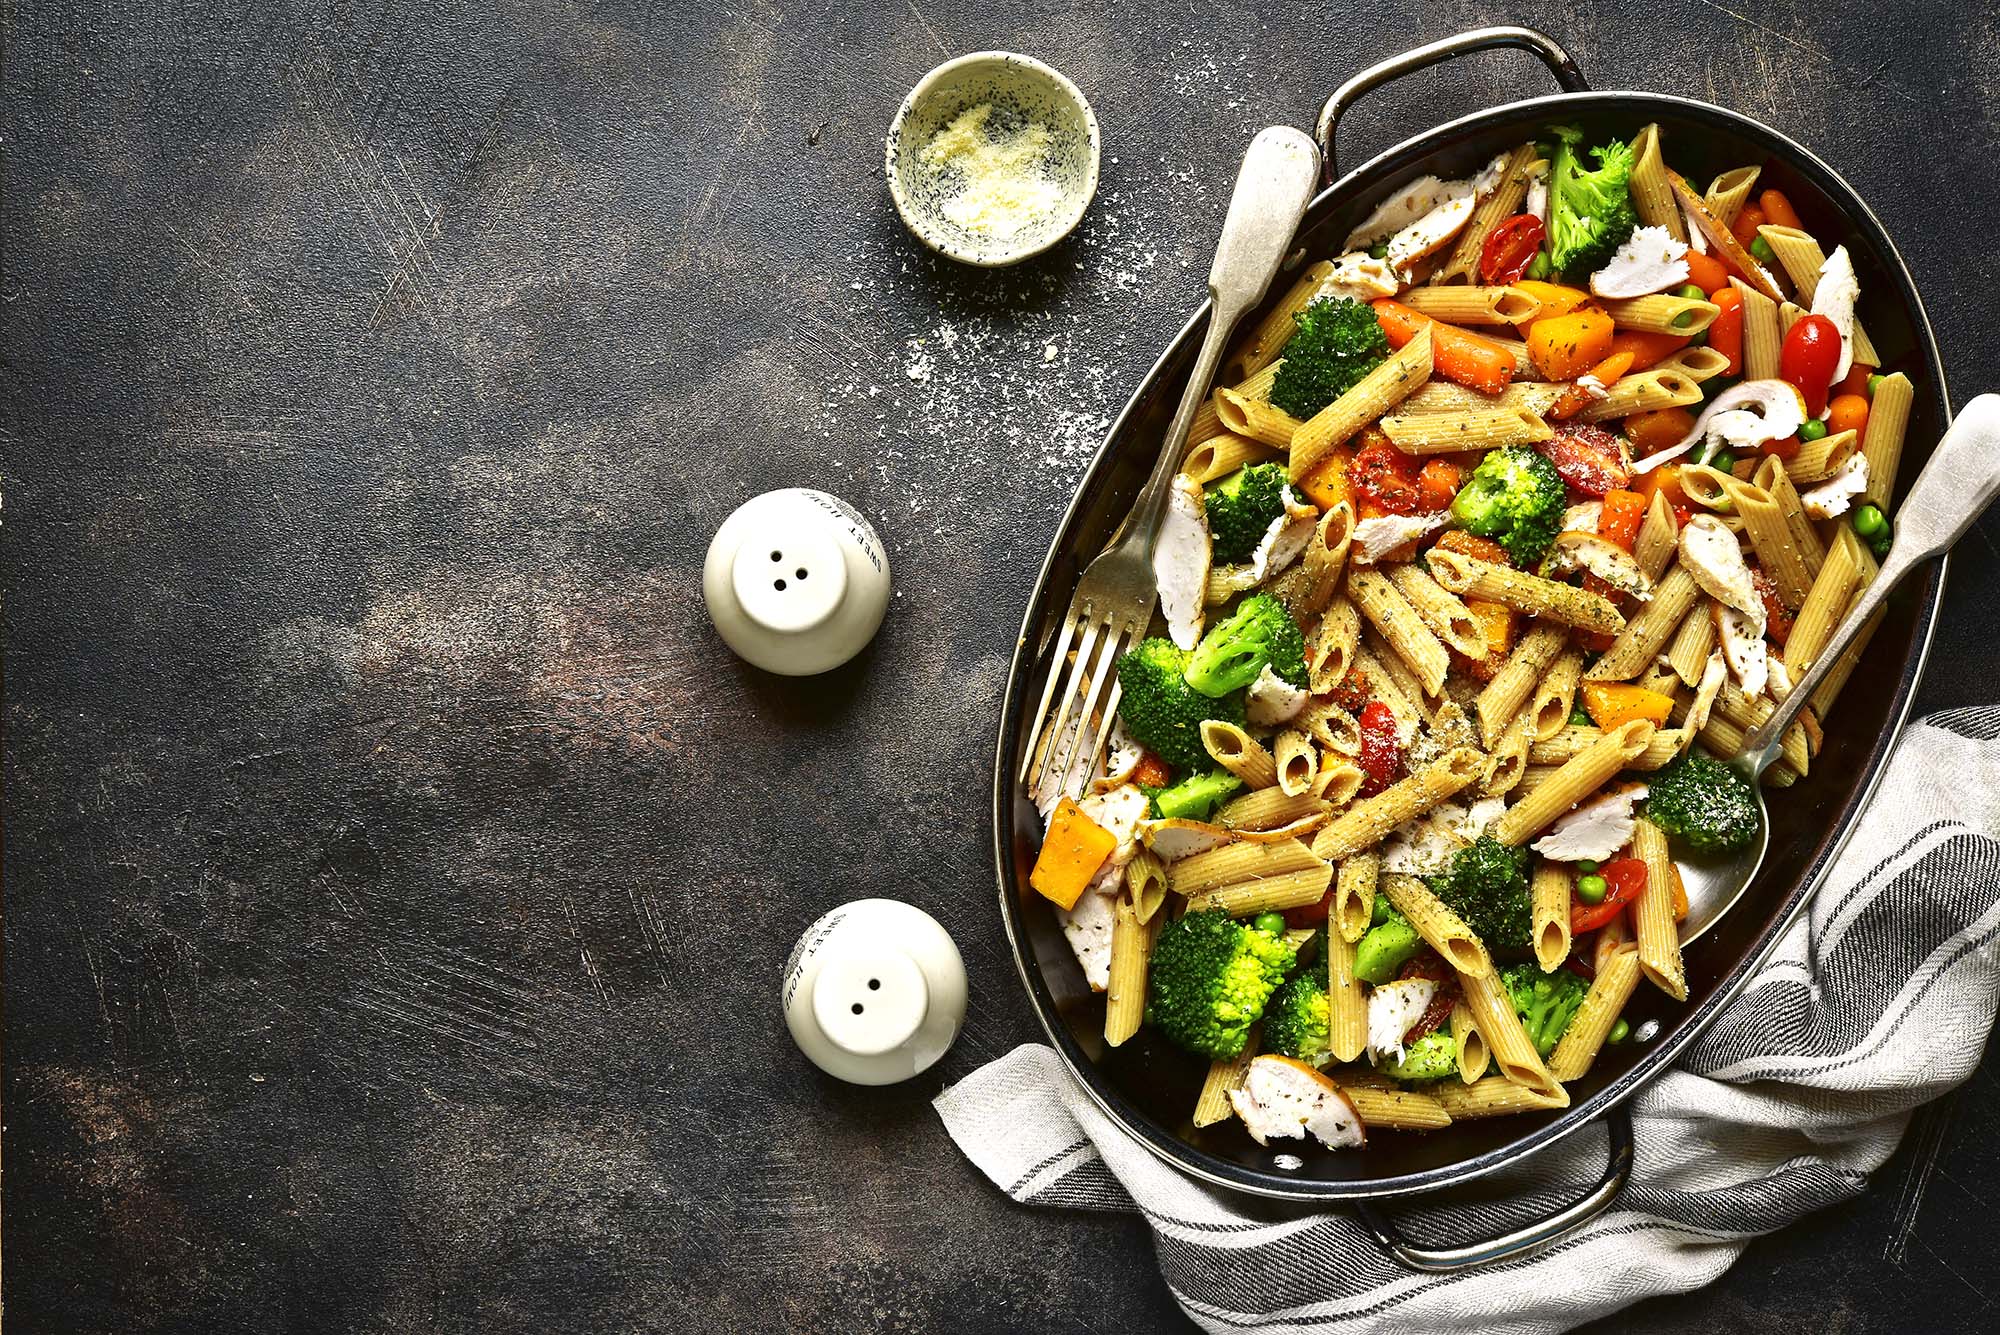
[921,103,1060,238]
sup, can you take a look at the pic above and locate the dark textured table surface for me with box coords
[8,2,2000,1331]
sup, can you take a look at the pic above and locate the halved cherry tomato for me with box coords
[1539,423,1629,496]
[1748,566,1794,646]
[1571,856,1647,933]
[1479,213,1546,285]
[1758,434,1802,460]
[1833,363,1875,398]
[1356,700,1403,798]
[1780,314,1843,417]
[1327,664,1371,712]
[1351,439,1425,515]
[1404,980,1459,1044]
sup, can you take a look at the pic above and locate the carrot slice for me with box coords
[1759,188,1803,231]
[1608,329,1693,371]
[1374,300,1514,395]
[1683,248,1734,295]
[1708,287,1745,376]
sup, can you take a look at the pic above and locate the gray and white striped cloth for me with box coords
[937,709,2000,1333]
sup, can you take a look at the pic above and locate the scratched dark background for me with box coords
[6,0,1999,1331]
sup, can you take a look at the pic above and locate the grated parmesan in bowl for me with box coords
[886,52,1100,267]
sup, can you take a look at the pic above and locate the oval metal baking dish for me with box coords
[990,27,1950,1263]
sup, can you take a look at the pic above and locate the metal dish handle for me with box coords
[1315,26,1589,178]
[1354,1106,1633,1271]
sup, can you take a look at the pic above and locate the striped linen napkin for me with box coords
[936,708,2000,1333]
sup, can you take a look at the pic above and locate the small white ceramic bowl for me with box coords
[885,52,1100,268]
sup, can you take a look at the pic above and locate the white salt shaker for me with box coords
[783,899,967,1085]
[702,488,891,675]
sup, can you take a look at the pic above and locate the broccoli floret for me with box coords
[1205,463,1294,564]
[1116,638,1247,772]
[1426,836,1533,953]
[1269,296,1389,420]
[1546,126,1639,278]
[1184,593,1307,697]
[1145,909,1297,1060]
[1263,963,1332,1066]
[1646,750,1761,855]
[1355,906,1424,985]
[1153,768,1244,822]
[1381,1028,1458,1081]
[1500,963,1590,1057]
[1450,445,1567,566]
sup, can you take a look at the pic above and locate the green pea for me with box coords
[1800,418,1829,443]
[1852,503,1886,539]
[1608,1017,1631,1044]
[1871,530,1892,558]
[1526,251,1551,281]
[1369,241,1390,260]
[1867,372,1885,398]
[1749,235,1777,264]
[1569,701,1593,727]
[1252,911,1287,937]
[1576,873,1609,903]
[1674,283,1708,301]
[1687,328,1710,348]
[1710,450,1737,472]
[1576,859,1600,874]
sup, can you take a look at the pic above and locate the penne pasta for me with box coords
[1313,759,1365,806]
[1450,1001,1489,1084]
[1483,703,1537,798]
[1785,528,1865,676]
[1188,393,1224,449]
[1584,565,1701,681]
[1192,1026,1260,1127]
[1308,595,1362,695]
[1312,747,1485,861]
[1753,453,1827,582]
[1549,945,1642,1081]
[1399,285,1543,325]
[1218,787,1331,834]
[1861,372,1912,509]
[1348,567,1451,695]
[1721,471,1813,608]
[1342,1081,1453,1130]
[1733,276,1782,381]
[1629,124,1685,241]
[1703,165,1761,225]
[1427,549,1625,635]
[1382,872,1493,978]
[1216,386,1303,448]
[1532,859,1574,972]
[1228,260,1335,382]
[1104,897,1159,1045]
[1666,596,1720,686]
[1379,406,1551,454]
[1180,430,1281,484]
[1653,345,1732,383]
[1169,838,1326,895]
[1529,648,1587,741]
[1200,720,1278,789]
[1495,720,1656,845]
[1290,326,1435,481]
[1184,865,1336,916]
[1124,847,1169,924]
[1785,427,1858,484]
[1274,728,1317,797]
[1333,850,1380,944]
[1271,502,1356,620]
[1599,294,1720,336]
[1458,968,1563,1098]
[1634,490,1680,582]
[1388,563,1489,659]
[1575,369,1704,421]
[1630,816,1686,1000]
[1431,1075,1568,1119]
[1299,696,1361,757]
[1475,621,1568,747]
[1326,930,1368,1062]
[1396,379,1567,418]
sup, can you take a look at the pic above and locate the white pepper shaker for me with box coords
[702,488,891,675]
[783,899,966,1085]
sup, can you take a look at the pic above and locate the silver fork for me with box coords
[1022,126,1323,806]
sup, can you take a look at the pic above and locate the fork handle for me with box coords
[1125,127,1323,562]
[1740,393,2000,773]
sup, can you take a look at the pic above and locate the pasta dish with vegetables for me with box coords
[1022,122,1913,1150]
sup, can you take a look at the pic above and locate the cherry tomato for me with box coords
[1350,439,1424,515]
[1326,663,1372,712]
[1780,314,1843,417]
[1538,423,1630,497]
[1571,856,1647,933]
[1397,950,1451,983]
[1479,213,1546,285]
[1283,887,1334,928]
[1748,566,1794,646]
[1404,980,1459,1045]
[1132,751,1172,789]
[1355,700,1404,797]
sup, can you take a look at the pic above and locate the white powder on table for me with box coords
[920,103,1061,239]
